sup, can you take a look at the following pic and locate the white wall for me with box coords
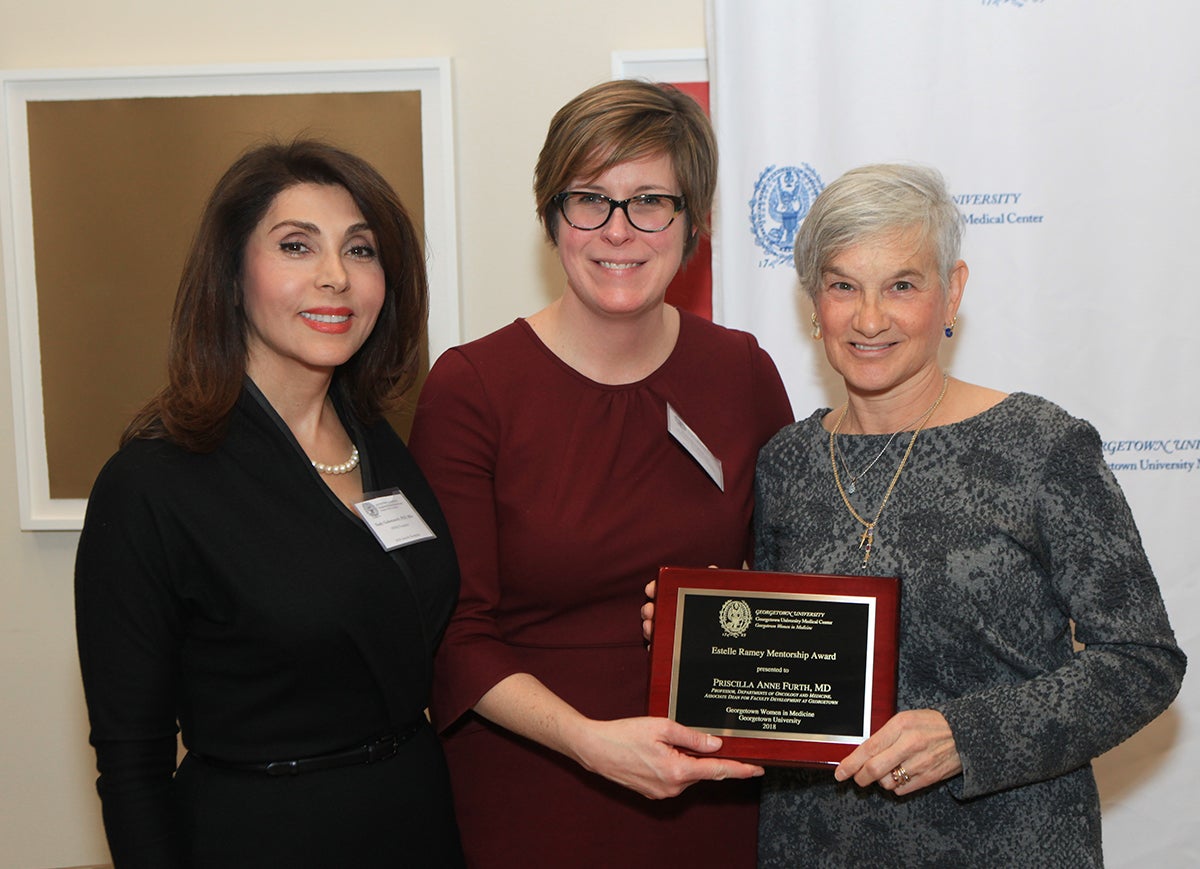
[0,3,704,866]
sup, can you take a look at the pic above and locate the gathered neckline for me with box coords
[512,312,693,391]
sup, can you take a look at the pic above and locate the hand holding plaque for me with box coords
[648,567,900,767]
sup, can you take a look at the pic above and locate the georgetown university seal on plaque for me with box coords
[749,164,824,267]
[719,599,752,638]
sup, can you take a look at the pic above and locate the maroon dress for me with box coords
[409,312,793,868]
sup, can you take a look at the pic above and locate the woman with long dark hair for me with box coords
[75,140,463,868]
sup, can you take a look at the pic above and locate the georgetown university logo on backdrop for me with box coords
[749,164,824,268]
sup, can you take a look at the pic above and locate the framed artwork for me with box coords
[0,60,459,529]
[612,50,713,320]
[612,49,707,87]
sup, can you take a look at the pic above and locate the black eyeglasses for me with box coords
[553,191,686,233]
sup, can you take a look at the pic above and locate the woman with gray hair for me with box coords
[752,163,1185,865]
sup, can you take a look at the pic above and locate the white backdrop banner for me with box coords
[708,1,1197,865]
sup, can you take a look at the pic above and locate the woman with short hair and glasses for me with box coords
[409,79,793,867]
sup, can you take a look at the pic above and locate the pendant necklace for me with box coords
[834,402,935,494]
[829,374,949,566]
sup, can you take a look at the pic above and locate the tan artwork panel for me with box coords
[26,90,425,498]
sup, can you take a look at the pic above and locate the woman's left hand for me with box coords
[641,580,657,644]
[833,708,962,795]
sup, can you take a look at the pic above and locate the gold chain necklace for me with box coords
[834,401,934,494]
[830,374,949,566]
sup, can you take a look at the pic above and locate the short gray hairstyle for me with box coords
[793,164,963,300]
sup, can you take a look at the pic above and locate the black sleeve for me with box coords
[75,447,186,868]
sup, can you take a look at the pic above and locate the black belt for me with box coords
[191,718,425,777]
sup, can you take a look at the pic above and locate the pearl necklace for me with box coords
[312,445,360,475]
[830,374,949,566]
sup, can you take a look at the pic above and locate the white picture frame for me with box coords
[612,49,707,83]
[1,59,460,530]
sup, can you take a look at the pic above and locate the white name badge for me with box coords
[666,403,725,492]
[354,489,437,551]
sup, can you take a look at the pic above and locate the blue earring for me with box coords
[944,316,957,339]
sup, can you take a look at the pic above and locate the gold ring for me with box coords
[890,766,910,784]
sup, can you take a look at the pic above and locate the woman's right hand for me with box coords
[476,672,762,800]
[567,715,765,800]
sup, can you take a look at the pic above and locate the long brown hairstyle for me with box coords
[123,139,428,451]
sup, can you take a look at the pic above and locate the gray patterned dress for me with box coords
[754,393,1185,868]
